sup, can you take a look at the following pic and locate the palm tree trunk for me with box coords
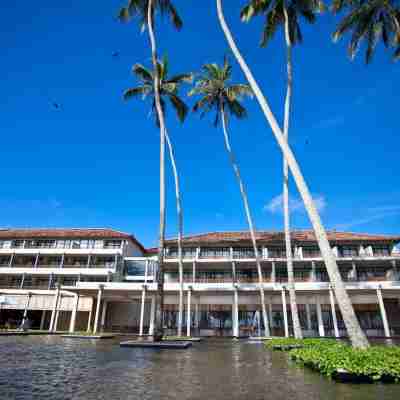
[220,104,270,337]
[283,6,302,340]
[147,0,166,341]
[216,0,369,348]
[165,129,184,337]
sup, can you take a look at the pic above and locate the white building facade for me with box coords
[1,229,399,338]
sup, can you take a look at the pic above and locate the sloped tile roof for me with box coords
[0,228,145,252]
[145,230,400,251]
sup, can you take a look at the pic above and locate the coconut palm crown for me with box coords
[124,57,192,124]
[240,0,324,46]
[332,0,400,63]
[118,0,182,30]
[189,58,253,126]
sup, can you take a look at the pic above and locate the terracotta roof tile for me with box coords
[0,228,146,252]
[151,230,400,248]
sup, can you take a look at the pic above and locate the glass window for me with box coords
[340,246,358,257]
[372,246,390,256]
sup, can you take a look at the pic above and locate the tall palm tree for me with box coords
[119,0,183,340]
[189,58,271,337]
[216,0,369,348]
[332,0,400,63]
[241,0,324,339]
[124,58,192,338]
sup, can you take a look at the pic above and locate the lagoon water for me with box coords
[1,336,400,400]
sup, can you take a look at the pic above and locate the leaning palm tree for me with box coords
[332,0,400,63]
[189,58,271,337]
[241,0,324,339]
[119,0,183,340]
[216,0,369,348]
[124,58,192,338]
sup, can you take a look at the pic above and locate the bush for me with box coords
[290,343,400,381]
[265,337,337,350]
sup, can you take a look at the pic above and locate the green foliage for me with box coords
[290,342,400,381]
[265,337,337,349]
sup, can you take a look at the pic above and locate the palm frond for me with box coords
[168,94,188,122]
[132,63,153,82]
[123,86,150,101]
[226,98,248,120]
[167,73,193,85]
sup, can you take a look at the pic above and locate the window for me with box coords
[302,247,321,258]
[167,247,197,258]
[372,246,390,256]
[339,246,358,257]
[200,247,230,258]
[12,240,25,248]
[268,248,286,258]
[104,240,122,249]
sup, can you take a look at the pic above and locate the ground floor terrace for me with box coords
[3,282,398,338]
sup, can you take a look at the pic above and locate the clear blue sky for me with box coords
[1,1,399,247]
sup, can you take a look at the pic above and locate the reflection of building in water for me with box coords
[1,228,400,338]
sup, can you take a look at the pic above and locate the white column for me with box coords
[69,294,79,333]
[310,261,316,282]
[192,261,196,284]
[195,300,200,331]
[87,304,93,333]
[148,295,155,335]
[233,288,239,337]
[144,260,149,284]
[268,302,273,329]
[139,286,146,336]
[329,286,340,338]
[34,253,39,268]
[40,310,46,330]
[93,286,103,334]
[281,287,289,337]
[186,288,192,337]
[49,285,60,332]
[100,300,108,333]
[54,294,62,332]
[21,292,32,328]
[316,297,325,337]
[59,254,65,269]
[305,303,312,332]
[271,262,276,283]
[8,253,14,267]
[86,254,91,268]
[377,286,391,337]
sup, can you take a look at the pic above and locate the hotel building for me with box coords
[0,228,399,338]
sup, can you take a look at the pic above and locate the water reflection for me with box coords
[0,337,399,400]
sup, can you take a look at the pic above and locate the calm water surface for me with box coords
[1,336,400,400]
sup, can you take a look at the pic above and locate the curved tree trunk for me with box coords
[216,0,369,348]
[220,105,270,337]
[283,6,302,340]
[165,129,184,337]
[148,0,166,341]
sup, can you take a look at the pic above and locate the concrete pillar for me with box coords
[69,294,79,333]
[305,303,312,331]
[93,285,103,334]
[329,287,340,338]
[377,286,391,337]
[350,262,357,281]
[100,300,108,333]
[271,262,276,283]
[59,253,65,269]
[231,261,236,283]
[40,310,46,330]
[192,261,196,284]
[281,287,289,337]
[8,253,14,267]
[316,298,325,337]
[148,296,155,335]
[268,302,273,329]
[186,288,192,337]
[87,305,93,333]
[310,261,316,282]
[139,286,146,336]
[233,288,239,337]
[49,285,60,332]
[21,292,32,328]
[54,294,62,332]
[34,253,39,268]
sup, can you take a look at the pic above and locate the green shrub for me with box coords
[265,337,337,350]
[290,344,400,381]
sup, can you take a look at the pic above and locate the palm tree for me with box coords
[332,0,400,63]
[216,0,369,348]
[118,0,183,340]
[241,0,324,339]
[189,58,271,337]
[124,58,192,338]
